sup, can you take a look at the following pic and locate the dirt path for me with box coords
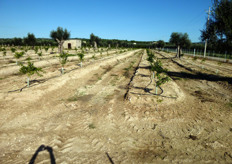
[0,49,232,163]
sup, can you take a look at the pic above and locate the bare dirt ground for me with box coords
[0,49,232,163]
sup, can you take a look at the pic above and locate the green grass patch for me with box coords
[193,56,198,61]
[217,62,222,65]
[227,102,232,109]
[88,123,96,129]
[67,91,86,102]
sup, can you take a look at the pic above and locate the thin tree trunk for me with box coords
[56,39,64,54]
[177,45,180,58]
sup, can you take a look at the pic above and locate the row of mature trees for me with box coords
[0,37,56,47]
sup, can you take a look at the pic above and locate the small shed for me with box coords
[63,39,82,49]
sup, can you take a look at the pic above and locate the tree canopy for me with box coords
[50,27,70,42]
[169,32,191,48]
[50,27,70,54]
[24,33,36,46]
[201,0,232,53]
[90,33,101,47]
[156,40,165,48]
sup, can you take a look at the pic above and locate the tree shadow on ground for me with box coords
[138,66,150,70]
[138,73,150,77]
[166,71,232,84]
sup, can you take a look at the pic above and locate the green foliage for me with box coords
[3,51,6,57]
[88,123,96,129]
[50,27,70,41]
[34,47,39,54]
[201,58,206,62]
[44,47,49,52]
[146,49,155,63]
[156,75,170,87]
[149,57,170,92]
[90,33,101,47]
[59,52,69,66]
[24,33,36,46]
[77,53,84,61]
[157,40,165,48]
[1,47,6,51]
[14,51,24,59]
[201,0,232,53]
[26,57,32,61]
[169,32,191,48]
[19,61,43,77]
[11,47,16,53]
[193,56,198,61]
[38,52,42,57]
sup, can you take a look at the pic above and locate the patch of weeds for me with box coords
[193,56,198,61]
[174,77,182,81]
[0,77,4,80]
[91,55,97,60]
[98,77,102,81]
[110,76,120,86]
[88,123,96,129]
[201,58,206,63]
[227,101,232,109]
[67,90,86,102]
[209,106,213,110]
[67,96,78,102]
[157,99,163,103]
[26,57,32,61]
[217,62,222,66]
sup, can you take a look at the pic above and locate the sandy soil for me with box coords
[0,49,232,163]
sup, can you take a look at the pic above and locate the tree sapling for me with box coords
[77,53,84,67]
[19,61,44,87]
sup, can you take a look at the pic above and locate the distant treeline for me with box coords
[0,37,206,50]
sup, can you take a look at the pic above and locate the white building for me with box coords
[63,39,82,49]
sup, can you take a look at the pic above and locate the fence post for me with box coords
[194,49,196,57]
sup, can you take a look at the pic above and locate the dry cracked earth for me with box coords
[0,49,232,163]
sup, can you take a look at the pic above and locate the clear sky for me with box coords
[0,0,212,42]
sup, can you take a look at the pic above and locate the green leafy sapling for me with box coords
[19,61,44,87]
[152,60,170,94]
[44,47,49,53]
[3,51,6,60]
[34,47,39,54]
[14,51,25,65]
[77,53,84,67]
[59,52,69,74]
[11,47,16,54]
[37,52,42,60]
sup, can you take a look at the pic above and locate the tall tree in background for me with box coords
[50,27,70,54]
[24,33,36,48]
[90,33,101,48]
[201,0,232,53]
[169,32,191,58]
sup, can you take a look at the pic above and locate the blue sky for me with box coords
[0,0,212,42]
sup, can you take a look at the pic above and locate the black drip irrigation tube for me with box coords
[144,72,164,96]
[124,51,144,100]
